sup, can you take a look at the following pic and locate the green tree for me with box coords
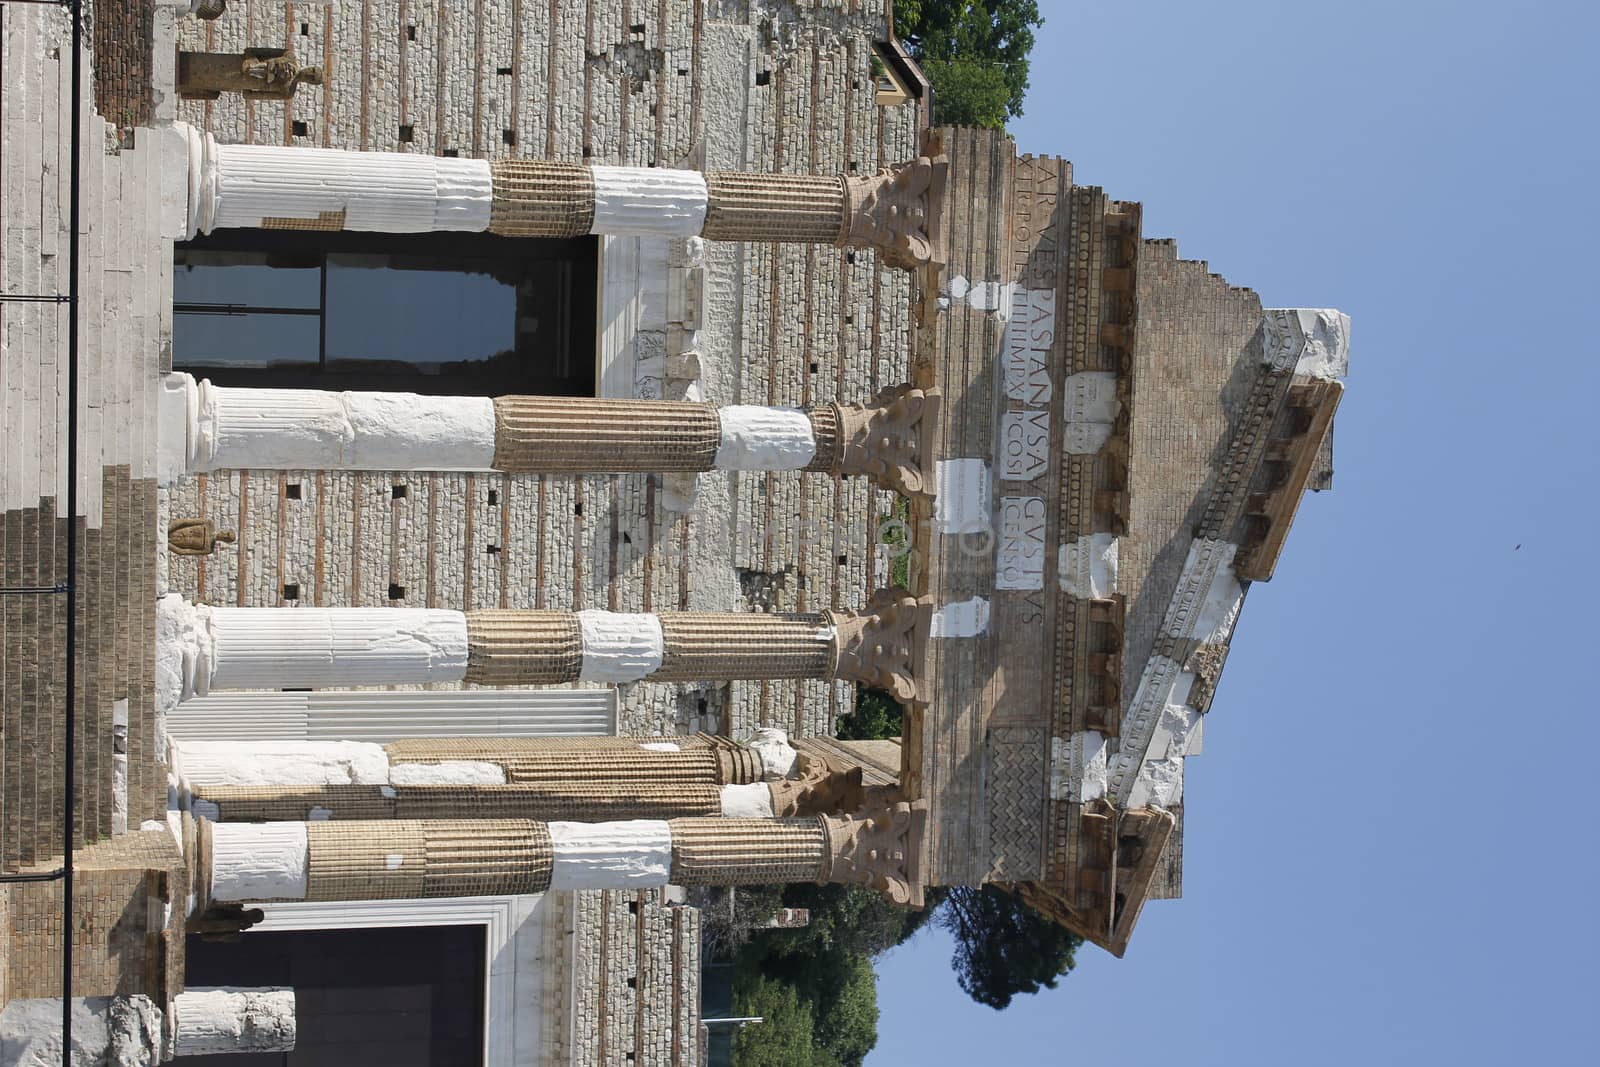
[894,0,1043,128]
[811,953,879,1067]
[937,884,1082,1009]
[835,687,903,740]
[732,976,822,1067]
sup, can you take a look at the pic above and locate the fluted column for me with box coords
[159,596,927,703]
[162,375,937,501]
[180,730,865,823]
[172,988,297,1057]
[178,125,944,266]
[196,801,926,909]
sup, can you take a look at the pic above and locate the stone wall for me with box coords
[567,888,701,1067]
[165,0,922,739]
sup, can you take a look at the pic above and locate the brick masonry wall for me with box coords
[90,0,157,133]
[1121,240,1264,697]
[166,1,921,739]
[4,826,184,1003]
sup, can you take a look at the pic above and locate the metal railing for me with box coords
[0,0,83,1056]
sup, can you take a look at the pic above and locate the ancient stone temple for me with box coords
[0,1,1347,1064]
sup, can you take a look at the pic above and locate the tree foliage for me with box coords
[936,884,1082,1009]
[732,976,826,1067]
[894,0,1044,128]
[834,687,904,741]
[731,881,938,1066]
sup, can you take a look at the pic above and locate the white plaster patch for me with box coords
[176,740,390,787]
[719,782,775,819]
[999,410,1051,480]
[746,728,798,780]
[156,594,215,716]
[388,761,507,786]
[210,822,308,902]
[1186,542,1244,645]
[194,382,497,473]
[639,742,682,753]
[1063,371,1121,454]
[930,597,989,638]
[1048,732,1110,802]
[1058,534,1120,598]
[1127,757,1185,809]
[548,820,673,889]
[712,406,818,470]
[1265,307,1351,380]
[590,166,709,237]
[206,607,470,689]
[577,611,665,682]
[385,854,404,870]
[934,459,991,534]
[943,275,1016,316]
[1002,287,1056,404]
[995,497,1047,590]
[1148,702,1204,761]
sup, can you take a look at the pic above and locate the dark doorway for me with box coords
[173,229,597,397]
[177,923,486,1067]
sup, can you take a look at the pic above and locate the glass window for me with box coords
[324,254,517,367]
[172,229,596,396]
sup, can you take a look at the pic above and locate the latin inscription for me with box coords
[1000,410,1050,481]
[1003,288,1056,405]
[996,496,1047,590]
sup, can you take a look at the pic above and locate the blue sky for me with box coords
[871,1,1600,1063]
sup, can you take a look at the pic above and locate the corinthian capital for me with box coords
[821,799,929,906]
[768,752,866,817]
[830,384,940,499]
[841,156,949,269]
[827,588,930,704]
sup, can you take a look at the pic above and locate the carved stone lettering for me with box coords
[996,496,1047,591]
[999,410,1050,481]
[1002,288,1055,405]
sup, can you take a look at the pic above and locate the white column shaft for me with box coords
[713,406,818,470]
[719,783,775,818]
[173,988,298,1056]
[203,136,492,234]
[182,375,498,473]
[207,607,470,689]
[589,166,708,237]
[176,739,391,789]
[576,610,664,682]
[211,822,309,902]
[548,820,672,889]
